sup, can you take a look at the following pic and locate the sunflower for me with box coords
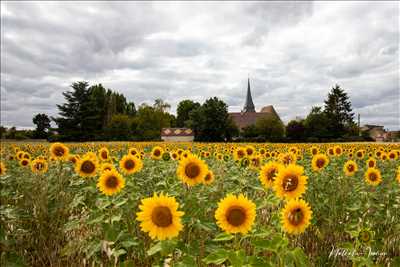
[364,168,382,186]
[0,162,6,176]
[233,147,246,161]
[162,152,171,161]
[19,158,30,167]
[203,170,215,185]
[151,146,164,160]
[366,158,376,169]
[396,167,400,183]
[245,145,255,156]
[311,154,329,171]
[171,152,179,161]
[97,169,125,196]
[215,194,256,234]
[75,156,98,177]
[119,154,143,175]
[176,155,208,186]
[281,198,312,235]
[30,158,48,174]
[101,162,115,172]
[334,145,343,156]
[128,147,139,157]
[358,229,373,244]
[68,154,80,165]
[343,160,358,176]
[388,151,398,160]
[259,161,282,189]
[273,164,308,200]
[136,193,184,240]
[49,142,69,160]
[98,147,110,161]
[310,146,319,156]
[279,152,297,165]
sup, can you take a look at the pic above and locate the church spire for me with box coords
[243,77,255,112]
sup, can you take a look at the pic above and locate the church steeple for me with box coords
[242,78,255,112]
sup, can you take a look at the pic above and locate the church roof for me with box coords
[242,78,255,112]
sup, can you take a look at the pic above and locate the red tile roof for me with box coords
[229,105,281,129]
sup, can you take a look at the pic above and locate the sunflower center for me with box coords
[54,146,65,156]
[185,163,200,179]
[22,160,28,166]
[101,151,108,159]
[288,208,304,226]
[266,168,277,181]
[36,162,44,170]
[282,175,299,192]
[316,158,325,168]
[347,164,355,172]
[247,149,253,155]
[369,173,378,181]
[154,149,161,157]
[368,161,374,168]
[226,206,246,227]
[237,150,245,158]
[205,173,211,181]
[151,206,173,227]
[105,176,119,189]
[81,160,95,173]
[124,159,135,170]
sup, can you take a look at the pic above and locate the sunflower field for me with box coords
[1,142,399,267]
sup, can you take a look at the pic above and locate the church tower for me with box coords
[242,78,255,112]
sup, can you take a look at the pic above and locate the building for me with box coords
[161,128,194,142]
[229,78,281,129]
[360,124,388,142]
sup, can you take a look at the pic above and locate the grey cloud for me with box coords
[1,1,399,130]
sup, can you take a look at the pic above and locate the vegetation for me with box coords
[0,142,399,266]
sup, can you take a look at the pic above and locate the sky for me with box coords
[1,1,399,130]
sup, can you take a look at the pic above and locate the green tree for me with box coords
[106,114,132,141]
[190,97,230,141]
[286,120,306,141]
[53,81,90,140]
[255,115,285,141]
[304,106,329,140]
[135,101,172,140]
[176,100,201,127]
[324,84,354,138]
[32,113,51,139]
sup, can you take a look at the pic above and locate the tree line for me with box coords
[1,82,371,142]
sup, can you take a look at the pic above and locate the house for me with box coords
[360,125,387,142]
[161,128,194,142]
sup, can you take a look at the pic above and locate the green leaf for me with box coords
[252,235,283,252]
[112,248,127,258]
[111,214,122,223]
[175,255,197,267]
[228,250,246,267]
[203,249,229,265]
[212,232,234,242]
[120,240,138,249]
[290,247,309,267]
[147,242,162,256]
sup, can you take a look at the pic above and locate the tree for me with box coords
[53,81,137,141]
[135,100,173,140]
[176,100,201,127]
[286,120,306,141]
[190,97,230,141]
[32,113,51,139]
[53,81,90,140]
[324,84,355,138]
[106,114,132,141]
[304,106,329,140]
[255,115,285,141]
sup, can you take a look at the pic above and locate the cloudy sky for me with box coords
[1,1,399,130]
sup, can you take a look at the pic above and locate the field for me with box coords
[1,142,399,267]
